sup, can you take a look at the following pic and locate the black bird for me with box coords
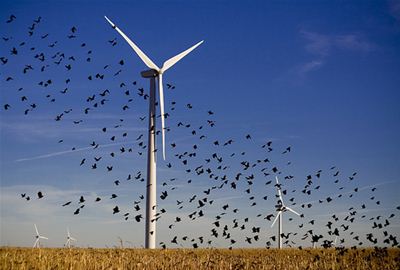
[79,196,85,203]
[0,57,8,64]
[113,206,120,214]
[6,15,16,23]
[62,201,72,206]
[160,191,168,200]
[11,47,18,55]
[37,191,43,199]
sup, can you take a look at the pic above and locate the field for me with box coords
[1,247,399,269]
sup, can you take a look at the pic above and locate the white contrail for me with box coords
[15,141,136,162]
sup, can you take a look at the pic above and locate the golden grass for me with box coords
[1,247,399,270]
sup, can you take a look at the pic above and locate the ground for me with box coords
[1,247,399,269]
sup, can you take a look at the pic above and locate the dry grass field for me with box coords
[1,247,399,270]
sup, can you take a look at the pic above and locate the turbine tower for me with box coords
[33,224,48,248]
[104,16,203,249]
[271,176,301,249]
[65,227,77,248]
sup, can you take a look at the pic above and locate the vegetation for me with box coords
[1,247,399,269]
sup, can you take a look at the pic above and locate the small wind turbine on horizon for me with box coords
[33,224,48,248]
[271,176,302,249]
[65,227,77,248]
[333,235,338,246]
[104,16,203,249]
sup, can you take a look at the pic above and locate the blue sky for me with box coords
[1,0,400,248]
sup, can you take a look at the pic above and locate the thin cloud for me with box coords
[300,30,375,56]
[15,141,137,162]
[334,34,375,52]
[389,0,400,22]
[297,29,376,78]
[297,60,324,76]
[300,30,332,57]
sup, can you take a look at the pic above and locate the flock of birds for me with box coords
[2,14,399,249]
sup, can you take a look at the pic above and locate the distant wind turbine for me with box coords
[33,224,48,248]
[104,16,203,249]
[271,176,301,249]
[65,227,77,248]
[333,235,338,246]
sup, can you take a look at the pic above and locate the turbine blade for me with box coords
[40,236,49,240]
[270,211,282,228]
[158,74,166,160]
[70,237,77,241]
[34,224,39,235]
[161,40,203,73]
[67,228,70,237]
[33,238,39,248]
[275,176,284,203]
[65,239,70,246]
[104,16,159,71]
[285,206,300,216]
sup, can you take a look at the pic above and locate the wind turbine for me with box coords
[331,235,338,248]
[104,16,203,249]
[65,227,77,248]
[271,176,301,249]
[33,224,48,248]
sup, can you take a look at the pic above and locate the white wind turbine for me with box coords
[65,228,77,248]
[104,16,203,249]
[271,176,301,249]
[33,224,48,248]
[331,235,338,248]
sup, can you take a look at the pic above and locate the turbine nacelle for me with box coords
[141,69,159,78]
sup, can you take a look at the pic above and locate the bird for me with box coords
[135,214,143,222]
[80,159,86,166]
[11,47,18,55]
[6,15,16,23]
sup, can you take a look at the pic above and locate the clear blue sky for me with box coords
[1,0,399,248]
